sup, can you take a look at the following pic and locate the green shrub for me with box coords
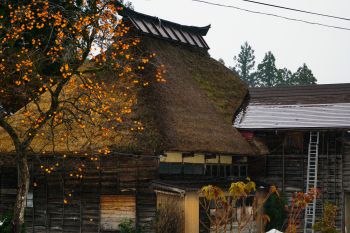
[264,193,288,231]
[0,211,25,233]
[118,219,143,233]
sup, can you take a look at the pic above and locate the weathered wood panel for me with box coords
[0,166,17,214]
[254,131,345,232]
[100,195,136,231]
[342,135,350,233]
[0,153,158,233]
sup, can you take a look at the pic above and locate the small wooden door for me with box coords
[100,195,136,231]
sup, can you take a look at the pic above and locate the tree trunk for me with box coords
[12,153,30,233]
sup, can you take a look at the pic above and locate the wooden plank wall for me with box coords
[251,131,345,231]
[0,154,158,233]
[343,136,350,193]
[342,136,350,232]
[100,195,136,231]
[256,154,344,231]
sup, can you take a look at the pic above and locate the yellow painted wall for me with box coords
[160,152,205,164]
[161,152,235,165]
[220,155,232,164]
[160,152,182,162]
[184,192,199,233]
[205,155,219,163]
[184,154,205,163]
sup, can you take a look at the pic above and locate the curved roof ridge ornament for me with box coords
[118,3,210,49]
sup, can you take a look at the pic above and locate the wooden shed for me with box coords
[234,84,350,233]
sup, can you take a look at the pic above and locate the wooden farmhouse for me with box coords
[234,84,350,233]
[0,6,259,233]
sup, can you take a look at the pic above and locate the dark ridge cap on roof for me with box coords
[242,83,350,105]
[119,6,211,36]
[249,83,350,100]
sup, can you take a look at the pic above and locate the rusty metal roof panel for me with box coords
[119,7,210,50]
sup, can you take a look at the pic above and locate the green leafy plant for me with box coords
[264,193,288,232]
[118,219,143,233]
[313,202,339,233]
[0,211,25,233]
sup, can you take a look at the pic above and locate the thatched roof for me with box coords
[137,37,253,155]
[0,11,254,155]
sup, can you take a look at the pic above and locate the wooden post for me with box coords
[62,157,65,233]
[80,168,82,233]
[0,161,2,218]
[282,135,285,192]
[31,160,34,233]
[45,158,49,233]
[98,157,102,233]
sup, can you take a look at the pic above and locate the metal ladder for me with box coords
[304,131,319,233]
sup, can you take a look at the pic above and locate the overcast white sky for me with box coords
[129,0,350,84]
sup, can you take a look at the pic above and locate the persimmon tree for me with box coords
[0,1,164,232]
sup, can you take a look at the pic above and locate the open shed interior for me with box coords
[248,130,350,231]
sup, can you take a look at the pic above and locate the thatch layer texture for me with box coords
[0,36,254,155]
[140,37,253,155]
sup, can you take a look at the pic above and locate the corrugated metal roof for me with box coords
[234,84,350,130]
[119,7,210,50]
[234,103,350,129]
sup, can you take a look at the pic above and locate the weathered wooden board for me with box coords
[0,154,158,233]
[100,195,136,231]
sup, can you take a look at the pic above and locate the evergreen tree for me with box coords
[232,43,317,87]
[276,68,293,86]
[255,51,279,87]
[291,63,317,85]
[233,42,256,87]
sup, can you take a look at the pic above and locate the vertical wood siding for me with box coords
[0,154,158,233]
[100,195,136,231]
[251,132,345,232]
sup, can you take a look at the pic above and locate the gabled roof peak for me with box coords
[118,5,210,50]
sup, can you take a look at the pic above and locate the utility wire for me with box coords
[234,0,350,21]
[193,0,350,31]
